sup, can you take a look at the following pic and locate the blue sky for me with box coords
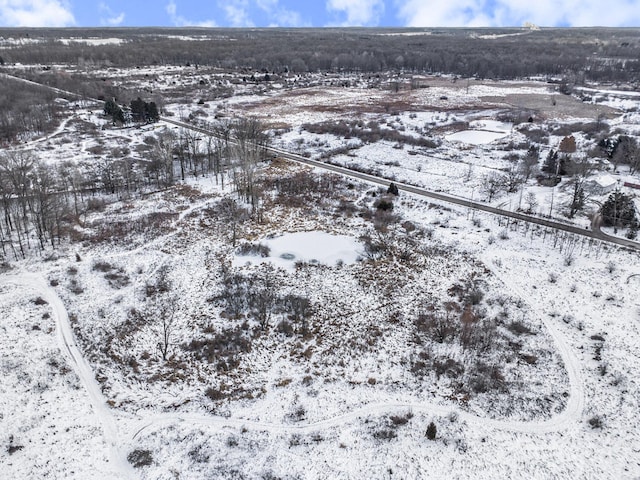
[1,0,639,28]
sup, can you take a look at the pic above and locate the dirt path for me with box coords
[0,272,136,480]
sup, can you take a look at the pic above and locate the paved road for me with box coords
[163,117,640,252]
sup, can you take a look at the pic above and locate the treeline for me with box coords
[1,27,640,82]
[0,117,269,260]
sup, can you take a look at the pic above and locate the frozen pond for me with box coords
[446,120,512,145]
[234,231,362,270]
[446,130,509,145]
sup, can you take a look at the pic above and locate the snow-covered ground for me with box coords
[1,69,640,479]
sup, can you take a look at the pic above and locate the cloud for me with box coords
[99,2,125,26]
[166,0,217,27]
[395,0,640,27]
[219,0,254,27]
[0,0,75,27]
[326,0,385,26]
[256,0,305,27]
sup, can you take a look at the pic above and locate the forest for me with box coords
[1,27,639,81]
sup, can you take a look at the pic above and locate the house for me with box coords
[587,175,618,195]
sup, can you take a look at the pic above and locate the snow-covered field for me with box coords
[1,68,640,479]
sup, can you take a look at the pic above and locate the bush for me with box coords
[374,198,394,211]
[92,261,113,272]
[128,449,153,468]
[205,386,227,401]
[507,320,535,336]
[373,429,397,441]
[33,296,48,305]
[236,242,271,257]
[426,422,437,440]
[588,415,603,429]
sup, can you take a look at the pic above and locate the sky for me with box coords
[0,0,639,28]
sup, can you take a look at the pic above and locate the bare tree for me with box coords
[248,263,278,331]
[525,192,538,214]
[149,130,177,187]
[518,145,539,181]
[215,197,249,246]
[283,294,313,335]
[154,296,177,361]
[480,172,505,202]
[144,265,178,361]
[230,118,269,209]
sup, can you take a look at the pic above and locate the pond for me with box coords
[445,120,512,145]
[234,231,362,271]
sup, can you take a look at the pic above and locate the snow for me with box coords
[593,175,618,188]
[2,65,640,479]
[445,120,512,145]
[59,38,126,46]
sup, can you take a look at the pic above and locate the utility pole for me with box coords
[613,180,621,234]
[548,157,561,218]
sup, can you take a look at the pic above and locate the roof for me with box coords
[591,175,618,188]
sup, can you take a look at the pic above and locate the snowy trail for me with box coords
[483,261,585,432]
[4,115,75,151]
[0,272,136,480]
[3,268,584,462]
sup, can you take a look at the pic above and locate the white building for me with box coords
[587,175,618,195]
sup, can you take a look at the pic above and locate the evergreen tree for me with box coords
[103,99,124,125]
[601,191,637,232]
[145,101,160,122]
[542,149,558,175]
[627,216,638,240]
[130,97,146,123]
[387,182,399,196]
[112,106,125,125]
[103,99,118,117]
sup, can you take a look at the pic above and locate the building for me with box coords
[587,175,618,195]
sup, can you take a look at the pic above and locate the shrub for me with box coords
[33,296,48,305]
[373,429,397,441]
[374,198,394,211]
[507,320,535,336]
[92,261,113,272]
[426,422,437,440]
[127,449,153,468]
[588,415,603,429]
[205,386,227,401]
[236,242,271,257]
